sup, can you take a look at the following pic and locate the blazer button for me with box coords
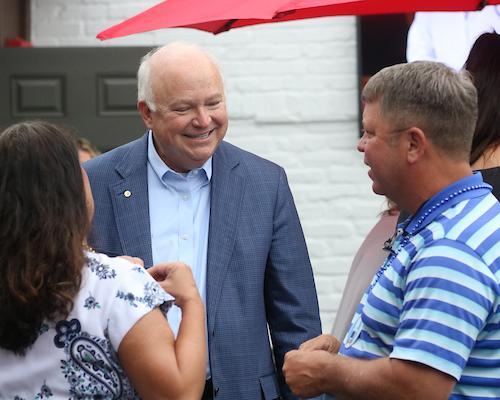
[214,386,219,396]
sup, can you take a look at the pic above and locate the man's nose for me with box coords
[193,107,211,128]
[357,133,366,153]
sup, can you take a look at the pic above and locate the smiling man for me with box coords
[283,61,500,400]
[83,42,321,400]
[137,44,227,174]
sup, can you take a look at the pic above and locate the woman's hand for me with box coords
[148,262,201,308]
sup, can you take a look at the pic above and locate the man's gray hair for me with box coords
[137,47,159,111]
[137,42,223,113]
[362,61,478,159]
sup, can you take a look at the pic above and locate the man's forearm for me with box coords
[284,350,455,400]
[320,354,454,400]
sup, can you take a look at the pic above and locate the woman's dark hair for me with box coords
[465,32,500,164]
[0,121,89,354]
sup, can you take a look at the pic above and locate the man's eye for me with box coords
[207,101,221,108]
[174,107,190,113]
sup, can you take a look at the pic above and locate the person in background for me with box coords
[283,61,500,399]
[331,200,399,341]
[83,42,321,400]
[77,136,101,163]
[0,120,206,399]
[406,6,500,70]
[465,32,500,198]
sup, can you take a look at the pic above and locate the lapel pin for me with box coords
[123,190,132,198]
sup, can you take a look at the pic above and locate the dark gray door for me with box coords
[0,47,152,151]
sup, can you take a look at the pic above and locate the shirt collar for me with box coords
[147,130,213,182]
[402,171,491,235]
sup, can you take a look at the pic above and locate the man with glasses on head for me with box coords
[283,61,500,400]
[84,41,321,400]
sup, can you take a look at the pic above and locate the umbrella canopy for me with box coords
[97,0,500,40]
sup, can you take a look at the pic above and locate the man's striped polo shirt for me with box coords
[340,172,500,400]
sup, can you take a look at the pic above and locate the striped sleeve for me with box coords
[390,239,497,380]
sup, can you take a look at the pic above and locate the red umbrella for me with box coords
[97,0,500,40]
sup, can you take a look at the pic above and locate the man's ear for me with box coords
[138,101,153,128]
[405,127,427,164]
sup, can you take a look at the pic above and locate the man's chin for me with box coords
[372,183,386,196]
[184,154,213,171]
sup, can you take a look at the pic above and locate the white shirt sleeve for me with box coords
[406,12,436,63]
[85,253,172,351]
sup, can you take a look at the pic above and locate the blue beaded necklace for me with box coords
[344,183,490,349]
[368,183,490,294]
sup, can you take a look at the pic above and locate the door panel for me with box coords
[0,47,152,151]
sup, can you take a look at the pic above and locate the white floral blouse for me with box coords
[0,251,172,399]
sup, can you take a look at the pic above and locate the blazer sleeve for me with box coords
[264,168,322,399]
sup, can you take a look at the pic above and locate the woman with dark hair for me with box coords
[0,121,206,399]
[465,32,500,199]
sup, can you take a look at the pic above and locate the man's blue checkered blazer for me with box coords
[84,133,322,399]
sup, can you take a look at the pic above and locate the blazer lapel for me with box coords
[206,143,246,333]
[111,134,154,266]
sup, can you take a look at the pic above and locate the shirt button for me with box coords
[180,234,188,240]
[182,194,189,201]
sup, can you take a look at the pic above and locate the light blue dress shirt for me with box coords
[147,131,211,372]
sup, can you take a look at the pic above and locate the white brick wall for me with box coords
[31,0,385,331]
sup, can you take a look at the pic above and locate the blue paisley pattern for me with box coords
[55,318,136,399]
[2,253,169,399]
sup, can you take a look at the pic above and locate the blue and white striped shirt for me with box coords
[340,173,500,399]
